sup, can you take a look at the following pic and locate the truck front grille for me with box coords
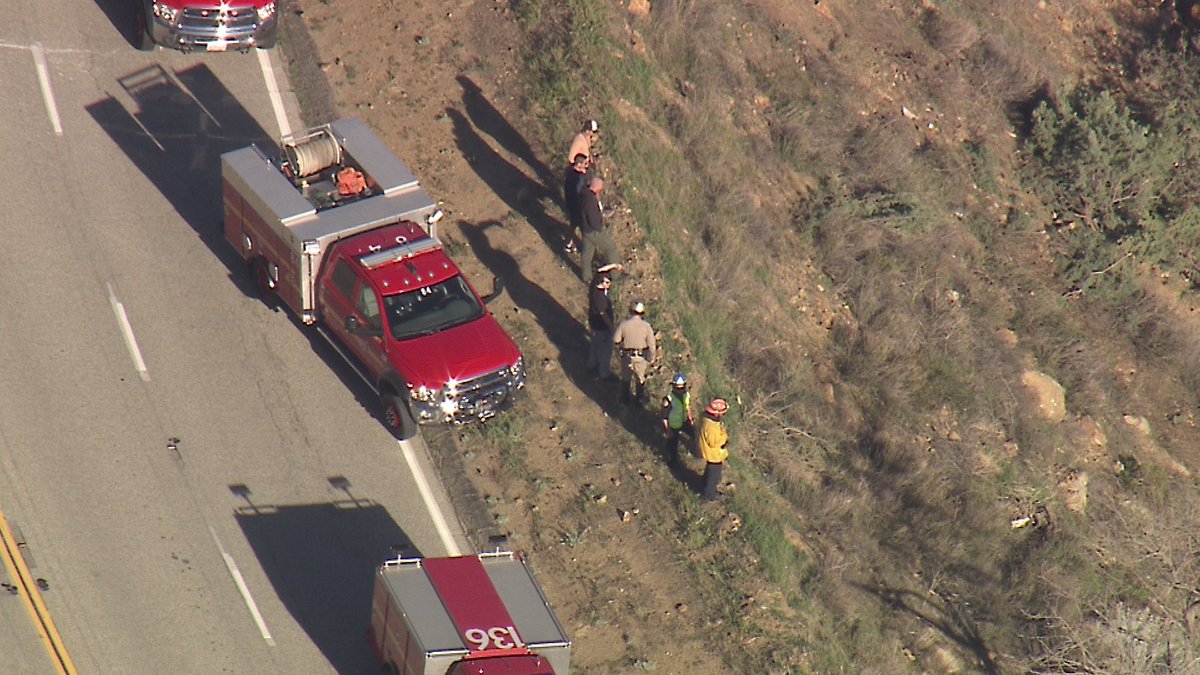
[179,5,261,39]
[452,367,524,421]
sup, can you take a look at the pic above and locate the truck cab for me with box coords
[318,221,525,436]
[137,0,278,52]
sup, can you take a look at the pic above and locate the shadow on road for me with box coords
[86,64,397,430]
[90,0,142,48]
[86,63,275,289]
[232,485,419,674]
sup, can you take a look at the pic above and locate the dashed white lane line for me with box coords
[399,439,463,557]
[31,43,63,136]
[106,283,150,382]
[210,527,276,646]
[256,48,291,138]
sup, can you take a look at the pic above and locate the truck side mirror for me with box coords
[481,276,505,305]
[345,315,383,337]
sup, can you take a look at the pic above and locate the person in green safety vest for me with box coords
[660,373,695,468]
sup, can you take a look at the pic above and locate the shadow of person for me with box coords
[457,219,666,453]
[456,76,555,187]
[446,108,579,276]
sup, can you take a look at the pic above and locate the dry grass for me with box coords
[503,0,1200,671]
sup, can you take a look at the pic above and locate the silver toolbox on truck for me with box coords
[369,552,571,675]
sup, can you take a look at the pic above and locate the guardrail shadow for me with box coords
[232,483,419,674]
[86,63,274,292]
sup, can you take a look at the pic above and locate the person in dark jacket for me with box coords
[561,153,590,254]
[579,177,620,285]
[587,273,616,380]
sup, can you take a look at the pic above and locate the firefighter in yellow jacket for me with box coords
[697,397,730,501]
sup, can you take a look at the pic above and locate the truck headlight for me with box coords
[411,385,441,403]
[257,1,276,21]
[153,2,180,23]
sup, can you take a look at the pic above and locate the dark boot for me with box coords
[635,381,649,405]
[620,381,633,405]
[665,431,680,468]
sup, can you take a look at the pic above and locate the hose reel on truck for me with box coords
[282,126,343,179]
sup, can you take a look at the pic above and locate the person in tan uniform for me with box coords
[612,301,656,405]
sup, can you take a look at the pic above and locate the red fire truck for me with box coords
[369,552,571,674]
[221,119,526,439]
[136,0,278,52]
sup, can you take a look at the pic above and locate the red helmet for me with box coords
[706,398,729,416]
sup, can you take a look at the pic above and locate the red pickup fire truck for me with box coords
[221,119,526,439]
[136,0,278,52]
[369,552,571,674]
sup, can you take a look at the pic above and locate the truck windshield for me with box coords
[384,275,486,340]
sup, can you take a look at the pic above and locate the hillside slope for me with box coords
[287,0,1200,672]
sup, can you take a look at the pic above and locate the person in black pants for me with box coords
[561,153,590,253]
[586,273,616,380]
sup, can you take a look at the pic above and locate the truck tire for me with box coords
[135,11,155,51]
[250,257,276,296]
[382,393,418,440]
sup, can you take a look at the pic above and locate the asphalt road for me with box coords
[0,1,470,672]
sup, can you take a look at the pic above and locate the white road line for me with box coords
[399,439,463,557]
[31,43,63,136]
[210,527,275,646]
[106,283,150,382]
[256,49,291,138]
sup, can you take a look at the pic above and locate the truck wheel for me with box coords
[250,257,275,295]
[135,12,155,51]
[382,393,418,440]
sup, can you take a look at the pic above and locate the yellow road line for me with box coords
[0,510,77,675]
